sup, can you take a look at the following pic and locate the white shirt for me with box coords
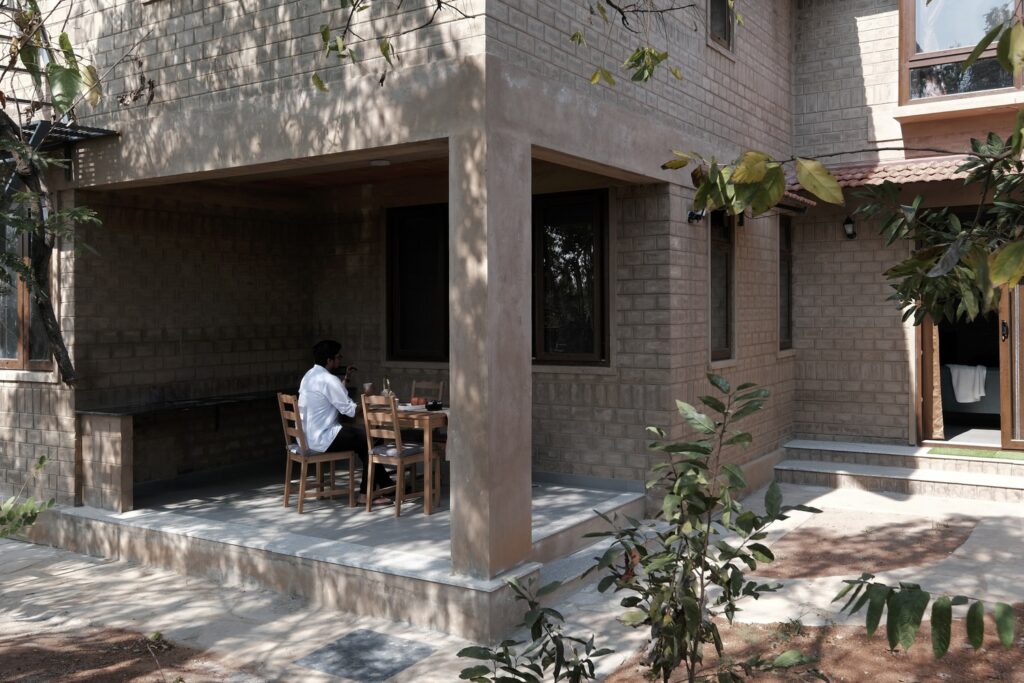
[298,364,357,453]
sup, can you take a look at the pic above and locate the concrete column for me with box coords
[448,130,533,579]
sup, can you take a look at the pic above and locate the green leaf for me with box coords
[889,587,930,651]
[621,609,647,626]
[720,463,747,489]
[379,39,394,67]
[1010,21,1024,75]
[865,583,890,636]
[795,158,844,205]
[963,22,1004,71]
[707,372,730,393]
[931,596,952,658]
[536,580,561,596]
[967,601,985,649]
[311,73,328,91]
[46,63,83,114]
[772,649,813,668]
[19,43,42,88]
[732,151,770,184]
[58,32,78,70]
[994,602,1015,647]
[319,23,331,44]
[699,394,727,413]
[724,431,752,446]
[764,482,782,517]
[589,69,601,85]
[998,21,1014,72]
[731,399,765,421]
[569,30,585,46]
[745,165,787,216]
[676,401,716,434]
[748,542,774,563]
[669,66,683,80]
[991,241,1024,286]
[457,646,495,660]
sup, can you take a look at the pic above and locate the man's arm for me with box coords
[324,373,357,418]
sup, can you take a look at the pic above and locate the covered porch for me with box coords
[66,138,657,589]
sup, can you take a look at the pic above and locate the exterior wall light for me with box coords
[687,209,706,223]
[842,215,856,239]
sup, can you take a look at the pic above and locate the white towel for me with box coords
[946,364,987,404]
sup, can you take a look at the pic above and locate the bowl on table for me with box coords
[425,400,443,411]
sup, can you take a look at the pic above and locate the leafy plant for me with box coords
[1,455,54,538]
[835,573,1018,658]
[457,577,612,682]
[589,373,821,683]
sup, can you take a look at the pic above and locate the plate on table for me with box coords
[400,404,427,412]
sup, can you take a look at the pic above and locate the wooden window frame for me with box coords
[708,0,735,51]
[710,210,735,362]
[899,0,1024,104]
[386,203,450,363]
[779,216,793,352]
[0,231,54,372]
[532,190,609,367]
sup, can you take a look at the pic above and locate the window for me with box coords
[532,190,608,365]
[387,203,449,362]
[901,0,1021,102]
[779,216,793,351]
[0,226,51,371]
[708,0,735,50]
[709,210,734,361]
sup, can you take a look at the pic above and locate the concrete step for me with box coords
[782,439,1024,479]
[774,458,1024,503]
[528,491,645,564]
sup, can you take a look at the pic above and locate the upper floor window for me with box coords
[901,0,1020,102]
[1,226,52,371]
[533,190,608,366]
[708,0,735,51]
[779,217,793,352]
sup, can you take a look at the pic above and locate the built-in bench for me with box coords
[76,392,283,512]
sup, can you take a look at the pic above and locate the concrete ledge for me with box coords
[26,506,534,641]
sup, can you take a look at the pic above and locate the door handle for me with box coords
[1002,320,1010,342]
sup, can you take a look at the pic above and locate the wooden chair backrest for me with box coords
[411,379,445,402]
[277,393,310,454]
[361,393,404,451]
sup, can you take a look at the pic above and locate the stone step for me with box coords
[528,491,645,564]
[774,459,1024,503]
[783,439,1024,478]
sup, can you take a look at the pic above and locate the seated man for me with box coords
[298,339,393,502]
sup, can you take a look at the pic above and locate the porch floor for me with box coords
[64,474,644,591]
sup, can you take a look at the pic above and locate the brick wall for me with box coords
[73,189,315,409]
[792,209,912,443]
[793,0,899,162]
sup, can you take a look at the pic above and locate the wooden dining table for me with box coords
[396,406,448,515]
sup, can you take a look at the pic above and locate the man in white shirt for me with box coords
[298,340,393,500]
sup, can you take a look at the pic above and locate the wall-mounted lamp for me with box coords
[687,209,706,224]
[842,215,857,240]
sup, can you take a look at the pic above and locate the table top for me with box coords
[397,406,448,425]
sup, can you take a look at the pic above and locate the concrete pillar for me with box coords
[448,130,533,579]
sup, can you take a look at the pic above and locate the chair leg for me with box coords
[347,455,356,507]
[329,461,336,498]
[365,457,375,512]
[297,460,308,514]
[283,457,292,507]
[395,461,405,517]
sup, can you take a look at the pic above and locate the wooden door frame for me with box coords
[999,285,1024,450]
[918,315,943,442]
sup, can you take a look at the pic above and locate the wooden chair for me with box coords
[278,393,356,514]
[410,379,448,457]
[361,393,440,517]
[410,379,446,403]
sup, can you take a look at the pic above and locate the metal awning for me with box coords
[20,120,118,152]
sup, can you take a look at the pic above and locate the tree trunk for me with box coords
[28,232,76,385]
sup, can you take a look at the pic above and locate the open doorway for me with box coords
[936,313,1000,445]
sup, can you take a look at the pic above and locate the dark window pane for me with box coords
[710,211,732,360]
[779,217,793,351]
[0,226,18,360]
[709,0,733,48]
[910,57,1012,99]
[533,191,607,365]
[914,0,1012,54]
[387,204,449,362]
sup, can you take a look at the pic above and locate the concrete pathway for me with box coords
[1,483,1022,681]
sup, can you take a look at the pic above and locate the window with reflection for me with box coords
[708,0,734,50]
[902,0,1021,102]
[0,225,53,371]
[532,190,608,365]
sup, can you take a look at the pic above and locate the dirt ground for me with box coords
[755,510,979,579]
[608,511,1024,682]
[0,625,244,682]
[607,608,1024,682]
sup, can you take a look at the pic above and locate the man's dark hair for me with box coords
[312,339,342,366]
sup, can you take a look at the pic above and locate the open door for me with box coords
[1000,284,1024,450]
